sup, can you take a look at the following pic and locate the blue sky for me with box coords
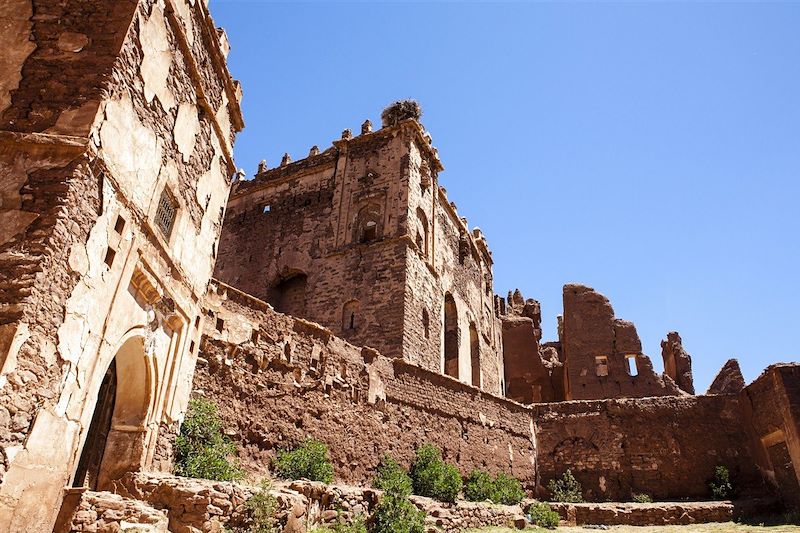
[211,1,800,391]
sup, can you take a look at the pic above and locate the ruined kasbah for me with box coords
[0,1,797,532]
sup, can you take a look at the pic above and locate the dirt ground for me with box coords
[468,524,800,533]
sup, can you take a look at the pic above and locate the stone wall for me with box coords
[0,0,242,530]
[532,395,762,501]
[198,281,536,486]
[214,114,504,394]
[544,500,754,527]
[54,488,169,533]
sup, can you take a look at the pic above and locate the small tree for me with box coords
[409,444,462,503]
[632,493,653,503]
[709,465,735,500]
[275,438,334,483]
[547,469,583,503]
[174,398,244,482]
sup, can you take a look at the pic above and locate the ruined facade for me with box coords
[0,0,241,530]
[214,111,504,393]
[499,285,697,403]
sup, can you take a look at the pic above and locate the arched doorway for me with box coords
[72,360,116,489]
[73,335,151,490]
[443,293,459,379]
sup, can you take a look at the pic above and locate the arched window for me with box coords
[422,308,430,339]
[355,204,382,243]
[342,299,360,331]
[470,322,480,387]
[416,207,429,257]
[443,293,459,379]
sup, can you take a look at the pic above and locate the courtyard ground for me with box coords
[468,524,800,532]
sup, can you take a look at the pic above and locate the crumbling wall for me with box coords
[532,395,762,501]
[709,358,746,395]
[561,284,685,400]
[740,365,800,509]
[499,290,563,403]
[197,282,535,487]
[661,331,695,394]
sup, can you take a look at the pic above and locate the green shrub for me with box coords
[547,469,583,503]
[409,444,462,503]
[632,493,653,503]
[174,398,245,482]
[709,465,735,500]
[275,438,334,482]
[464,470,494,502]
[527,502,559,529]
[491,473,525,505]
[372,491,426,533]
[243,479,278,533]
[464,470,526,505]
[374,455,412,497]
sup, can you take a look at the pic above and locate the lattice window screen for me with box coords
[155,190,177,238]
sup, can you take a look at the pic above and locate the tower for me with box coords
[215,102,505,393]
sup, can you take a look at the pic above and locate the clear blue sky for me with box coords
[211,1,800,392]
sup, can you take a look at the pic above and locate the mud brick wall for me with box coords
[532,395,761,501]
[740,365,800,508]
[197,282,536,487]
[561,284,684,400]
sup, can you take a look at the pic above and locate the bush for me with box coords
[632,493,653,503]
[409,444,462,503]
[492,473,525,505]
[174,398,245,481]
[464,470,494,502]
[242,479,278,533]
[527,502,559,529]
[372,491,426,533]
[374,455,412,497]
[275,438,334,482]
[547,470,583,503]
[464,470,526,505]
[709,465,735,500]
